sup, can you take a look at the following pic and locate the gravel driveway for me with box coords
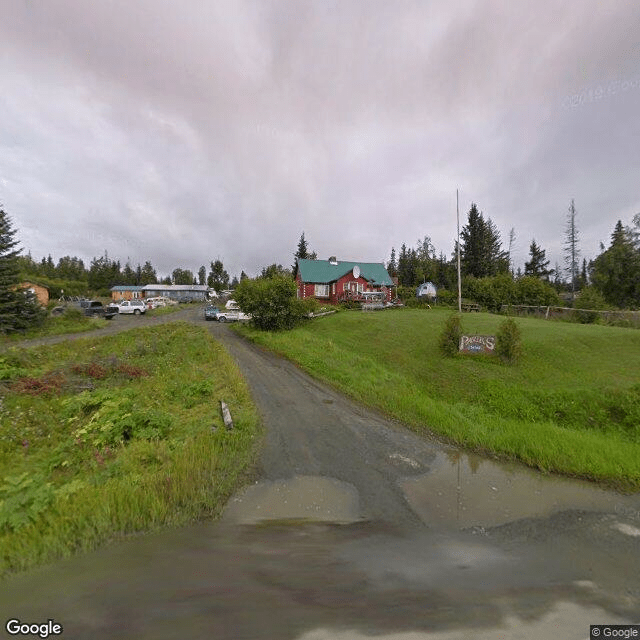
[2,308,639,639]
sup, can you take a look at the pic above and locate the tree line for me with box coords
[388,201,640,310]
[16,248,248,298]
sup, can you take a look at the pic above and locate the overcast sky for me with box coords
[1,1,639,280]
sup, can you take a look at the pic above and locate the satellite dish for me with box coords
[352,265,360,279]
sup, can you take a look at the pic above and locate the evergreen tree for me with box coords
[524,240,551,279]
[295,232,309,260]
[591,220,640,308]
[88,251,121,293]
[140,261,157,284]
[387,247,397,277]
[208,260,229,291]
[397,244,416,286]
[293,232,315,270]
[122,261,137,285]
[56,256,87,281]
[507,227,516,275]
[260,264,292,279]
[415,236,436,283]
[240,270,248,281]
[172,268,195,285]
[459,203,508,278]
[198,265,206,286]
[563,199,581,301]
[0,208,45,333]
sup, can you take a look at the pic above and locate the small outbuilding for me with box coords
[416,282,437,300]
[19,282,49,306]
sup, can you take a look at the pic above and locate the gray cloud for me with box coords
[1,0,639,279]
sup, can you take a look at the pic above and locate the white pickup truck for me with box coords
[215,300,251,323]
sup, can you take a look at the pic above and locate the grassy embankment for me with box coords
[236,308,640,490]
[0,322,261,577]
[0,302,186,345]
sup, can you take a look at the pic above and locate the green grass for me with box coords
[235,308,640,490]
[0,322,261,577]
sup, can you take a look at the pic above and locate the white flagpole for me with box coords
[457,189,462,313]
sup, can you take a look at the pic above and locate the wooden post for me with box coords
[220,400,234,430]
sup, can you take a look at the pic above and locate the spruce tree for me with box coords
[460,203,508,278]
[563,199,581,301]
[524,240,551,279]
[591,220,640,308]
[293,232,312,271]
[0,208,45,333]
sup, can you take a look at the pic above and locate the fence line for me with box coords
[500,305,640,328]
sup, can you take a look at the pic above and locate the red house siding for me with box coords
[296,273,392,304]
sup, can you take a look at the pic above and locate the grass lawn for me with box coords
[0,302,187,346]
[236,308,640,491]
[0,322,261,577]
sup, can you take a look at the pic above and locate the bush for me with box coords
[439,313,462,357]
[404,298,433,308]
[515,276,561,306]
[573,286,608,324]
[234,276,309,331]
[396,285,416,301]
[495,317,522,364]
[436,289,457,306]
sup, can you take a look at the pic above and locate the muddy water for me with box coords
[223,475,363,525]
[2,461,639,639]
[401,449,640,529]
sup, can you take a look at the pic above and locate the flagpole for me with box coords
[457,189,462,313]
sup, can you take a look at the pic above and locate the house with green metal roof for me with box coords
[294,257,395,304]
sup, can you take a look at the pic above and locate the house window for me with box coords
[314,284,329,297]
[346,281,363,293]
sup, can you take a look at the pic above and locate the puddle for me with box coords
[402,450,640,529]
[222,475,363,524]
[294,601,635,640]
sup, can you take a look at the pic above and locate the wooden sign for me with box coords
[459,335,496,354]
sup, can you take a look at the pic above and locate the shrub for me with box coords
[405,298,432,308]
[396,286,416,301]
[436,289,457,306]
[439,313,462,357]
[495,317,522,364]
[573,286,608,324]
[515,276,561,306]
[234,275,309,331]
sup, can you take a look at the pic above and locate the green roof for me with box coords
[296,259,393,286]
[110,285,144,291]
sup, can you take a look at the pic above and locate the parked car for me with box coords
[145,296,178,308]
[115,299,146,315]
[204,305,220,321]
[74,299,119,319]
[215,300,251,323]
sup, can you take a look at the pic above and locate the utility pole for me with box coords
[457,189,462,313]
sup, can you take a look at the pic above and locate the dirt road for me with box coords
[2,309,639,639]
